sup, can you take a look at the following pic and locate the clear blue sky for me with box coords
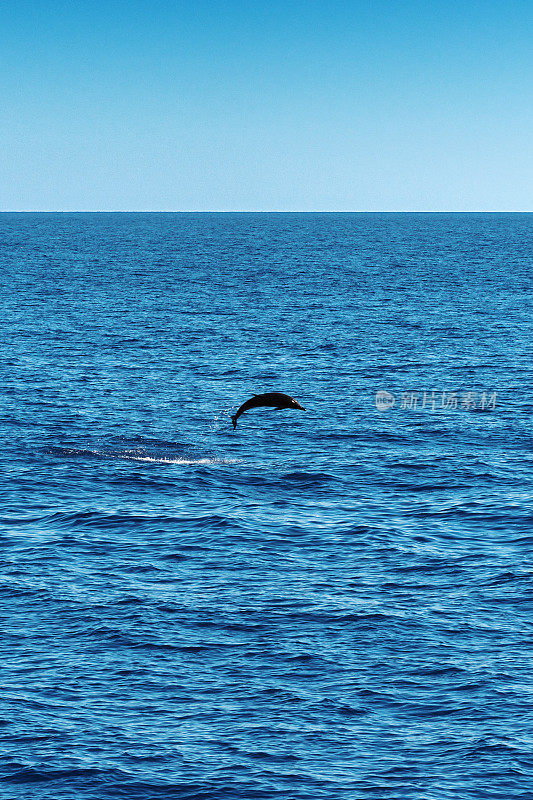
[1,0,531,211]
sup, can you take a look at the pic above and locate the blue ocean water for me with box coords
[1,212,532,800]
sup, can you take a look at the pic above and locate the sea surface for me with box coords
[1,212,532,800]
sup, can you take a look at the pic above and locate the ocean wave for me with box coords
[46,445,239,466]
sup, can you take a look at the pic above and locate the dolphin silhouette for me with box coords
[231,392,306,429]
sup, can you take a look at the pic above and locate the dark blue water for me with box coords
[1,213,532,800]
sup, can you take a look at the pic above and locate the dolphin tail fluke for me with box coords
[231,413,238,430]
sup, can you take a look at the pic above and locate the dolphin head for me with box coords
[290,398,306,411]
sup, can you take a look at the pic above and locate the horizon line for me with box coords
[1,209,532,214]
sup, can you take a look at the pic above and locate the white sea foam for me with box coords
[121,455,239,465]
[51,446,239,465]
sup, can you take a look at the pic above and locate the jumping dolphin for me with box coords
[231,392,306,429]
